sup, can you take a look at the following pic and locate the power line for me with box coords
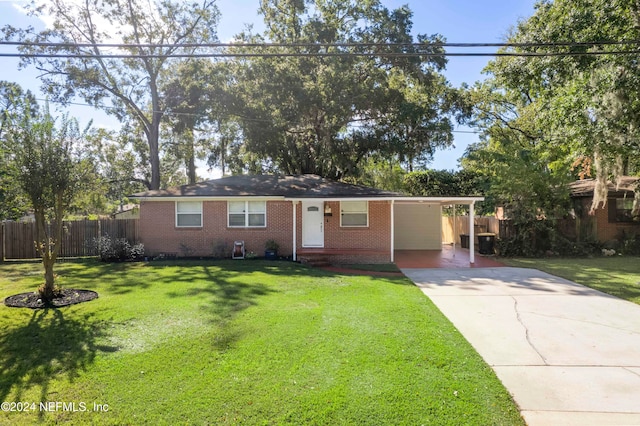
[2,40,640,58]
[2,40,640,48]
[3,50,640,59]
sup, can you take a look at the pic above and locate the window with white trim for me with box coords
[228,201,266,227]
[176,201,202,227]
[340,201,368,227]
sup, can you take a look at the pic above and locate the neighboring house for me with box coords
[131,174,483,264]
[569,176,640,243]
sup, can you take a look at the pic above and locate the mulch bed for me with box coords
[4,289,98,309]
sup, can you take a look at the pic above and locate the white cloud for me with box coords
[11,0,128,44]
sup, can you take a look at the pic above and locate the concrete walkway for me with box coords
[402,267,640,426]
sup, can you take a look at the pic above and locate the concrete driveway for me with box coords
[402,267,640,426]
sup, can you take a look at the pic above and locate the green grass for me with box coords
[0,259,523,425]
[502,256,640,305]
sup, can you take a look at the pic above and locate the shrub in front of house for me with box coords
[497,232,602,257]
[618,231,640,255]
[211,239,231,258]
[94,234,145,262]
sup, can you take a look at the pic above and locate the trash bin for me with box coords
[477,233,496,255]
[460,234,469,249]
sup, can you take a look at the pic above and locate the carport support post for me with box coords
[469,202,475,264]
[452,204,456,256]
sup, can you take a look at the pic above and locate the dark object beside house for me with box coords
[264,239,279,260]
[477,233,496,255]
[460,234,469,249]
[264,250,278,260]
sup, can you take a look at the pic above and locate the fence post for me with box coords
[0,222,4,262]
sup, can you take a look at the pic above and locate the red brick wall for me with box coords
[140,199,392,260]
[592,204,640,242]
[139,200,293,257]
[294,200,392,254]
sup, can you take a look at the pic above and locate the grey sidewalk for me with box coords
[402,267,640,426]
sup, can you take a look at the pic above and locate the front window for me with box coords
[340,201,368,227]
[228,201,266,227]
[176,201,202,227]
[611,198,640,223]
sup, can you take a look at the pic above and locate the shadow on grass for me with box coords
[64,260,153,295]
[163,263,275,351]
[0,309,116,417]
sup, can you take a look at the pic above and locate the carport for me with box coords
[394,245,504,268]
[391,197,484,266]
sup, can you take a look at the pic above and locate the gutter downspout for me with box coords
[390,200,395,263]
[292,201,297,261]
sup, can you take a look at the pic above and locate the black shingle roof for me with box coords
[131,174,404,198]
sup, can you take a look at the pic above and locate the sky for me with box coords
[0,0,539,176]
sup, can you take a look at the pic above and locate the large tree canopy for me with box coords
[0,81,38,220]
[482,0,640,210]
[225,0,460,179]
[3,0,220,190]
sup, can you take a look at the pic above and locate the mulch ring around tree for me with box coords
[4,289,98,309]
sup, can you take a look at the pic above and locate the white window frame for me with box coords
[175,201,203,228]
[228,200,267,228]
[340,201,369,227]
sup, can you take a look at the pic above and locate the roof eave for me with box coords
[131,195,287,202]
[286,196,484,205]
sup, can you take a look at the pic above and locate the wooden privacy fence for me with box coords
[1,219,139,260]
[441,216,501,244]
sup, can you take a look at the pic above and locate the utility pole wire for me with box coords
[1,40,640,48]
[3,51,640,59]
[3,40,640,58]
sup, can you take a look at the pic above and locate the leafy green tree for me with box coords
[370,72,467,172]
[461,79,574,254]
[162,59,239,182]
[5,106,92,300]
[486,0,640,209]
[0,82,38,220]
[0,81,38,139]
[163,59,212,184]
[226,0,456,178]
[3,0,220,190]
[345,155,407,193]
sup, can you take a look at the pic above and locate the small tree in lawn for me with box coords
[8,105,90,301]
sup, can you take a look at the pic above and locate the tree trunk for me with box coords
[34,208,57,301]
[41,256,56,300]
[220,136,226,176]
[149,77,163,190]
[149,118,161,191]
[187,151,197,184]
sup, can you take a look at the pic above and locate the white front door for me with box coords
[302,201,324,247]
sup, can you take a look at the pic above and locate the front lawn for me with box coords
[503,257,640,305]
[0,259,523,425]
